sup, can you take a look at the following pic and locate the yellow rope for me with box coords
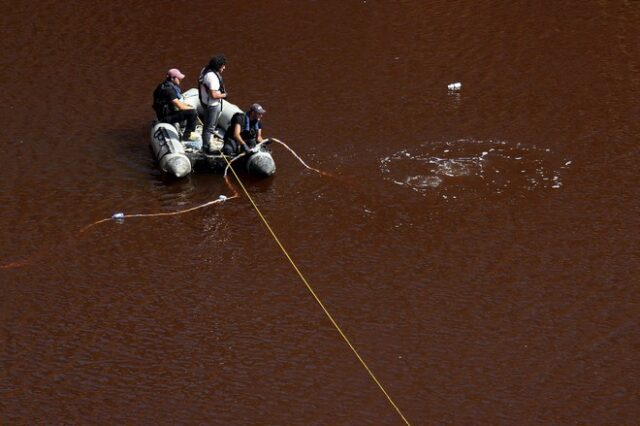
[223,155,411,426]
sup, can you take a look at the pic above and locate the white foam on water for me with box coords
[406,175,443,188]
[380,138,571,199]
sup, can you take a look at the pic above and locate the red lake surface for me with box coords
[1,1,639,424]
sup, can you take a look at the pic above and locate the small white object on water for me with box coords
[218,195,227,201]
[565,160,572,166]
[112,212,125,221]
[448,82,462,91]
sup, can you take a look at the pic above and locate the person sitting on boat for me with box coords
[199,54,228,153]
[152,68,198,141]
[222,103,267,156]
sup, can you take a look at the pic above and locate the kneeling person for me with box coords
[222,103,267,156]
[152,68,198,141]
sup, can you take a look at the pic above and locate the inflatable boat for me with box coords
[150,88,276,178]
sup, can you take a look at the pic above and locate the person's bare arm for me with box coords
[208,88,227,100]
[233,123,246,146]
[171,98,194,111]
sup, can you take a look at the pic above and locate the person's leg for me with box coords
[222,139,237,156]
[161,111,180,125]
[202,104,221,151]
[182,109,197,137]
[164,110,197,139]
[180,109,202,149]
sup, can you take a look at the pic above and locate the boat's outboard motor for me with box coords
[246,150,276,176]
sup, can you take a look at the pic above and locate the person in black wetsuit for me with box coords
[152,68,198,141]
[222,103,267,156]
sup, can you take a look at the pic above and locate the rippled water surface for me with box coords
[1,1,639,424]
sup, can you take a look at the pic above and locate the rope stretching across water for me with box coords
[221,149,411,425]
[78,196,238,234]
[1,140,324,270]
[1,138,411,422]
[270,138,332,176]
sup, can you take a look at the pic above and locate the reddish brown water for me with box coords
[1,1,639,424]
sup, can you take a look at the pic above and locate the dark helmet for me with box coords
[208,54,227,72]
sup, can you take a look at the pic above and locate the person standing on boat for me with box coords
[222,103,267,156]
[199,54,228,153]
[152,68,198,141]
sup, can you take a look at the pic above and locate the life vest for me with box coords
[240,113,260,140]
[198,68,226,106]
